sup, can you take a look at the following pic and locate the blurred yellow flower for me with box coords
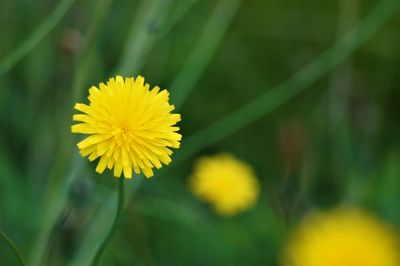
[189,153,260,216]
[282,208,400,266]
[71,75,181,179]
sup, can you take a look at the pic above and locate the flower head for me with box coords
[282,208,400,266]
[189,153,260,216]
[71,76,181,179]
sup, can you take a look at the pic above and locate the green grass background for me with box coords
[0,0,400,265]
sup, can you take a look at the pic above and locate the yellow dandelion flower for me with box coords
[71,75,182,179]
[189,153,260,216]
[282,208,400,266]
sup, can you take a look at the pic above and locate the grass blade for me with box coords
[170,0,242,109]
[175,0,400,163]
[0,0,76,76]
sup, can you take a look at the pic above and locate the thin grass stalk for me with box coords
[115,0,201,76]
[170,0,242,109]
[116,0,173,75]
[174,0,400,164]
[0,229,27,266]
[91,177,125,266]
[158,0,200,38]
[0,0,76,76]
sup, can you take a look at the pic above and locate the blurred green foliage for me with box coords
[0,0,400,265]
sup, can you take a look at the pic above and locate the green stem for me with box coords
[91,177,125,266]
[0,0,75,76]
[170,0,242,109]
[0,229,27,266]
